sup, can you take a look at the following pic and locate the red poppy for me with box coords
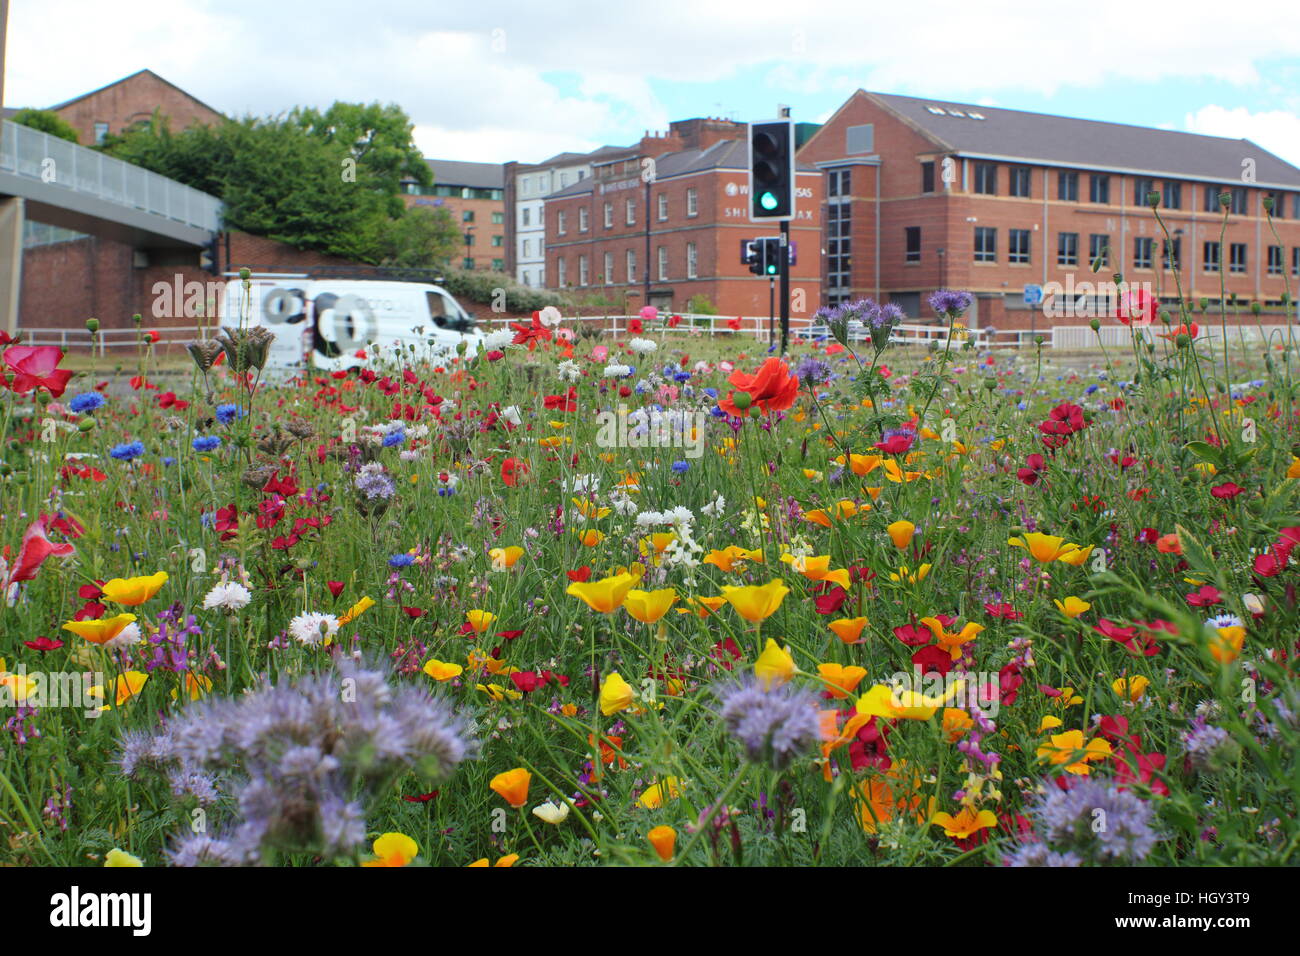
[1016,454,1046,485]
[911,644,952,677]
[400,606,426,618]
[874,430,916,454]
[668,314,682,328]
[1115,288,1157,327]
[566,566,591,583]
[2,346,73,398]
[718,357,799,417]
[402,790,440,803]
[984,602,1022,621]
[893,622,933,647]
[726,317,742,331]
[500,457,529,487]
[1185,584,1222,607]
[326,580,346,598]
[813,586,849,615]
[24,636,63,652]
[510,312,553,351]
[627,318,643,335]
[1210,482,1245,499]
[4,517,76,588]
[544,387,577,412]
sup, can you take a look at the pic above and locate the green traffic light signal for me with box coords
[759,191,778,211]
[766,263,777,275]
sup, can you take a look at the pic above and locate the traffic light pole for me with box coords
[768,276,775,346]
[779,220,790,354]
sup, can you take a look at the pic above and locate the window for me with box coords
[1229,242,1247,273]
[687,242,698,278]
[1203,241,1220,272]
[463,257,474,270]
[1294,247,1300,277]
[627,249,637,283]
[1090,175,1110,204]
[825,189,852,306]
[522,271,531,287]
[1265,191,1285,218]
[1268,245,1283,275]
[463,233,475,246]
[491,258,504,271]
[921,161,935,194]
[1058,232,1079,266]
[1010,167,1032,198]
[579,255,589,286]
[1162,237,1181,270]
[1133,237,1154,269]
[905,226,921,263]
[974,162,998,195]
[657,194,668,221]
[579,207,589,232]
[1204,185,1222,212]
[538,267,544,285]
[492,212,504,225]
[560,172,569,188]
[1009,229,1031,264]
[523,239,532,257]
[1229,188,1248,215]
[491,235,503,247]
[687,187,698,217]
[626,198,636,225]
[1089,234,1109,268]
[603,203,613,228]
[557,211,567,235]
[603,252,613,284]
[974,226,997,263]
[463,210,475,223]
[93,121,110,145]
[1163,181,1182,210]
[828,168,851,197]
[1058,171,1079,201]
[1133,178,1154,206]
[845,124,874,154]
[522,208,531,227]
[657,246,668,281]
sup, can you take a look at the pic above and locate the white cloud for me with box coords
[1184,105,1300,169]
[7,0,1300,163]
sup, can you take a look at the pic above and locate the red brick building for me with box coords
[401,159,505,272]
[543,118,823,319]
[799,90,1300,330]
[44,69,224,145]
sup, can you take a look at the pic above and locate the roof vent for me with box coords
[926,106,946,115]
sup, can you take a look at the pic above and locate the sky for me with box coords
[7,0,1300,168]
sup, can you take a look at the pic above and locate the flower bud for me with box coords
[1146,191,1160,208]
[731,390,752,411]
[1251,301,1262,316]
[86,317,100,333]
[1089,318,1101,332]
[239,267,251,280]
[132,313,142,326]
[78,416,96,432]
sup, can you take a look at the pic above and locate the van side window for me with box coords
[426,291,449,328]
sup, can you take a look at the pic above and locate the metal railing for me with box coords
[479,313,808,342]
[17,325,211,357]
[0,120,222,234]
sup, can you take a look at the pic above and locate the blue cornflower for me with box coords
[388,553,416,568]
[673,371,691,383]
[110,441,145,461]
[437,486,456,497]
[702,387,718,400]
[69,392,106,414]
[671,460,690,474]
[1085,384,1099,395]
[192,435,222,452]
[381,428,405,448]
[215,404,245,425]
[163,457,177,467]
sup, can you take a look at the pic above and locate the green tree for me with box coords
[375,205,461,269]
[11,108,80,143]
[292,102,432,219]
[100,103,430,263]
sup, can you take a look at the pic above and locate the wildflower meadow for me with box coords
[1,281,1298,875]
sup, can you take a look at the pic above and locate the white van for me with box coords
[220,276,483,372]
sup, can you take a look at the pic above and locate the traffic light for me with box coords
[199,234,220,275]
[748,120,795,221]
[760,237,780,275]
[744,239,764,275]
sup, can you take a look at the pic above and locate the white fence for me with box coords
[1050,323,1299,350]
[18,325,211,357]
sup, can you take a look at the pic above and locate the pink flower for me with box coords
[3,346,73,397]
[590,345,608,362]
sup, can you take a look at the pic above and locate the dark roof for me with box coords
[48,68,224,119]
[424,159,504,189]
[543,138,817,200]
[535,144,635,167]
[868,91,1300,188]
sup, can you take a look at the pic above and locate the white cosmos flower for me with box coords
[532,800,571,825]
[603,364,632,378]
[103,622,142,651]
[203,581,252,612]
[289,612,339,646]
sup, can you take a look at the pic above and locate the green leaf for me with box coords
[1183,440,1225,468]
